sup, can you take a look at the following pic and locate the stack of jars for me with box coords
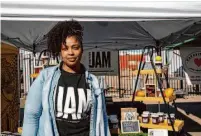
[141,111,175,125]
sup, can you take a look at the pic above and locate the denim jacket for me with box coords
[22,64,110,136]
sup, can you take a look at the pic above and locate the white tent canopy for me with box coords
[1,1,201,52]
[2,20,201,52]
[1,1,201,20]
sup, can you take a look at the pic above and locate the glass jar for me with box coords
[143,111,151,117]
[142,114,149,123]
[167,113,175,126]
[152,114,159,124]
[158,112,164,123]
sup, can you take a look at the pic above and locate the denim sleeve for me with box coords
[91,74,110,136]
[22,70,45,136]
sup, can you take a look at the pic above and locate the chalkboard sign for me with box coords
[121,120,140,134]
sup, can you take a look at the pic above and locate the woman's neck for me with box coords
[62,63,81,73]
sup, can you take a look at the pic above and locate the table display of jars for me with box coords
[140,112,176,126]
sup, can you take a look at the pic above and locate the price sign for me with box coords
[121,120,140,134]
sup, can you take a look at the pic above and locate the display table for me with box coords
[139,117,184,132]
[134,96,176,103]
[133,69,162,75]
[112,95,176,103]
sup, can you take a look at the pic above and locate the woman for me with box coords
[22,20,110,136]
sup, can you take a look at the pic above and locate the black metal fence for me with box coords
[20,49,201,98]
[102,49,201,98]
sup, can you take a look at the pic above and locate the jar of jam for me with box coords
[152,114,159,124]
[158,112,164,123]
[150,112,155,116]
[167,113,175,126]
[142,114,149,123]
[143,111,151,117]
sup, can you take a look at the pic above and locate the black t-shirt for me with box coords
[54,67,92,136]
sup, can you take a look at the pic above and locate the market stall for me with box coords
[1,1,201,136]
[106,47,184,136]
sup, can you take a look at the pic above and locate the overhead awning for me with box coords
[1,1,201,52]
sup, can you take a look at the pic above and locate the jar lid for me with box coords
[150,113,155,116]
[142,114,149,117]
[157,112,164,115]
[152,114,159,118]
[170,113,175,117]
[166,114,175,118]
[143,111,150,114]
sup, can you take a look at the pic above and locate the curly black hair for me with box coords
[47,20,84,57]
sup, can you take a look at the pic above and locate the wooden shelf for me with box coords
[133,69,162,75]
[112,95,176,103]
[139,117,184,132]
[110,118,184,134]
[134,95,176,103]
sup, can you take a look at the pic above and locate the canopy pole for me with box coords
[118,50,122,98]
[33,43,36,56]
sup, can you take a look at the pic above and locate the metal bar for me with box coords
[169,33,194,37]
[149,49,177,135]
[131,47,146,104]
[22,51,27,94]
[29,54,32,87]
[172,99,178,117]
[37,49,47,66]
[118,51,121,98]
[158,102,161,112]
[170,25,194,45]
[161,22,198,47]
[195,29,201,36]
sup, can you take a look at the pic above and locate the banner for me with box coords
[180,47,201,84]
[81,49,119,75]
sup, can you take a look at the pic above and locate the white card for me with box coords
[148,129,168,136]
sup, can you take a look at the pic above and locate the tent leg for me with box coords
[149,48,177,136]
[118,51,122,98]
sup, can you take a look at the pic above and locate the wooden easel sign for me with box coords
[121,108,137,120]
[121,120,140,134]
